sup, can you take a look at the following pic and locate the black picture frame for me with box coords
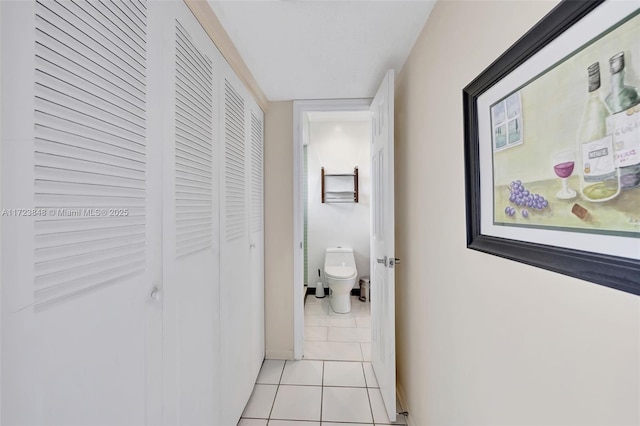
[463,0,640,296]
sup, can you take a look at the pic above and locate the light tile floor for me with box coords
[304,295,371,362]
[239,296,407,425]
[239,360,406,425]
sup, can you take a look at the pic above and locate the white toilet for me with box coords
[324,247,358,314]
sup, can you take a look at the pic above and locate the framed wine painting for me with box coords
[463,0,640,296]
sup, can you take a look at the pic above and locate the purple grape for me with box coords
[542,200,548,208]
[509,207,516,216]
[522,209,529,218]
[509,195,516,202]
[523,190,530,197]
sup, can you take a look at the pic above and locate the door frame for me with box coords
[292,99,372,359]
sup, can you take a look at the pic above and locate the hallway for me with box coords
[238,296,405,425]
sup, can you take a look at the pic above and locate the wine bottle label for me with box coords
[581,135,616,182]
[606,107,640,167]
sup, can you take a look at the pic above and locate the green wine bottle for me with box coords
[605,52,640,190]
[577,63,620,202]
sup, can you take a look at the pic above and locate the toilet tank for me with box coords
[324,247,356,267]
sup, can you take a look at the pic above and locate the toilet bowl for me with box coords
[324,247,358,313]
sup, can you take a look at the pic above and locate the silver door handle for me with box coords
[376,256,387,266]
[389,257,400,268]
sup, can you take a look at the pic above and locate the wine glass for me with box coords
[552,150,577,199]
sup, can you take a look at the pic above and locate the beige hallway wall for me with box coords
[264,101,295,359]
[394,1,640,425]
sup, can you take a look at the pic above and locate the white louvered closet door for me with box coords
[219,61,256,426]
[1,1,162,424]
[154,2,221,425]
[249,100,265,371]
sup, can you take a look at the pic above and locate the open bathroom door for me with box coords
[370,69,396,422]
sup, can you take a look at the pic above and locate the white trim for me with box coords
[396,383,413,426]
[292,99,371,360]
[0,1,3,417]
[265,350,294,360]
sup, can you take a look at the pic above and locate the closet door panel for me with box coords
[220,62,254,426]
[249,101,265,370]
[1,1,162,424]
[156,2,220,425]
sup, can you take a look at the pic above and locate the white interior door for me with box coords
[249,102,265,369]
[156,2,221,424]
[1,1,162,423]
[370,69,396,422]
[220,64,254,425]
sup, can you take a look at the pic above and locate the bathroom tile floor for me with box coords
[304,295,371,362]
[239,296,407,425]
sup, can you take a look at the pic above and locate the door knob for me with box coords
[150,286,162,301]
[376,256,387,266]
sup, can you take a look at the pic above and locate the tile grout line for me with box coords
[320,361,324,424]
[266,360,286,421]
[363,362,377,426]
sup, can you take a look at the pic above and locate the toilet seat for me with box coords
[324,265,356,279]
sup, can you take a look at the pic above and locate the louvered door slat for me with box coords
[84,1,145,54]
[175,25,211,76]
[35,112,144,154]
[33,0,147,308]
[176,97,211,128]
[33,31,145,100]
[36,84,144,135]
[97,0,146,46]
[223,77,246,242]
[36,65,145,122]
[175,45,212,97]
[36,134,145,167]
[36,9,145,94]
[251,112,263,233]
[131,0,147,19]
[35,47,145,111]
[176,142,212,164]
[37,1,144,79]
[175,20,213,259]
[72,1,145,64]
[120,0,146,29]
[35,235,146,268]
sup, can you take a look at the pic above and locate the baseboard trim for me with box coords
[265,350,294,360]
[396,383,414,426]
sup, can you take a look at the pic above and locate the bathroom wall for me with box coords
[307,118,371,288]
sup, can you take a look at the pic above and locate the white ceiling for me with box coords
[208,1,436,101]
